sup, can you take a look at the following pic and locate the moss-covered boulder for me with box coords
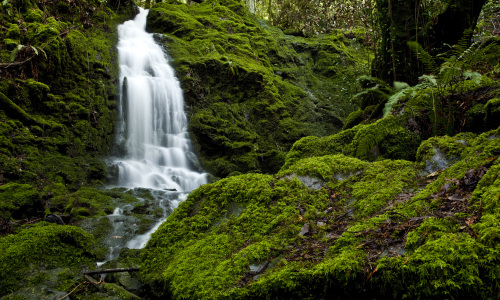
[141,125,500,299]
[0,222,96,297]
[280,115,421,170]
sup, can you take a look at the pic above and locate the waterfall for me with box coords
[115,8,207,192]
[105,8,207,254]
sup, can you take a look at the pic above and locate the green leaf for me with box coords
[1,0,8,6]
[39,48,47,60]
[10,45,23,62]
[30,46,38,56]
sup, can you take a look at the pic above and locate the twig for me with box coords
[0,57,36,68]
[84,267,140,275]
[24,218,42,225]
[56,282,86,300]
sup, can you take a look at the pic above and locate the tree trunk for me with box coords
[429,0,487,50]
[374,0,420,84]
[374,0,487,84]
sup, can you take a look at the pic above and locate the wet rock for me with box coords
[45,214,65,225]
[299,222,310,236]
[1,284,68,300]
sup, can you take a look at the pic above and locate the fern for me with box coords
[407,41,437,73]
[383,76,437,117]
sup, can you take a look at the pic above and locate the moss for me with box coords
[24,8,44,23]
[141,149,419,297]
[354,88,390,110]
[6,24,21,39]
[0,0,126,204]
[416,133,476,172]
[343,109,364,130]
[404,217,459,251]
[279,154,369,183]
[139,123,500,298]
[470,159,500,215]
[51,187,114,220]
[375,233,486,299]
[280,127,360,171]
[146,3,204,37]
[142,173,332,298]
[0,183,41,220]
[0,222,95,296]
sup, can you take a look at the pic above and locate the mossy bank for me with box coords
[146,0,371,177]
[0,0,143,299]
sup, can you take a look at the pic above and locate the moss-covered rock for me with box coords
[0,222,96,297]
[141,125,500,299]
[281,115,421,170]
[343,109,364,130]
[0,183,41,220]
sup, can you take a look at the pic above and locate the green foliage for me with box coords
[142,172,354,298]
[140,113,500,298]
[281,115,420,170]
[350,159,417,217]
[251,0,373,37]
[405,217,459,250]
[416,134,474,166]
[141,152,416,297]
[279,154,369,182]
[50,187,115,219]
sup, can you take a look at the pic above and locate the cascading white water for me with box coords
[116,8,206,192]
[107,8,207,252]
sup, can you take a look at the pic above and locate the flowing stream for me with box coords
[100,8,207,263]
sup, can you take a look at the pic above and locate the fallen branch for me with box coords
[0,57,36,68]
[84,268,140,275]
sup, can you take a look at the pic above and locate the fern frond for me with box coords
[408,41,437,73]
[418,74,437,87]
[458,40,480,62]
